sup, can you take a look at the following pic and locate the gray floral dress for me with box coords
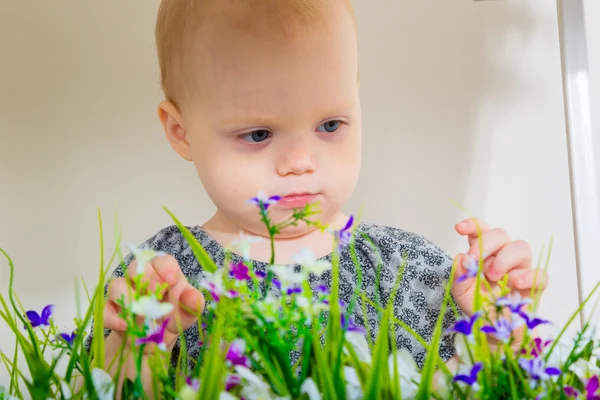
[84,222,462,371]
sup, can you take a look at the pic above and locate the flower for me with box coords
[334,215,354,250]
[293,249,332,277]
[179,378,200,400]
[286,287,303,295]
[456,255,480,283]
[230,262,251,281]
[481,316,525,343]
[453,362,483,391]
[564,386,580,398]
[388,348,421,398]
[585,376,600,400]
[344,331,372,363]
[518,357,561,384]
[569,358,600,380]
[447,311,482,342]
[517,311,551,330]
[300,378,322,400]
[235,365,288,400]
[127,244,166,276]
[246,191,281,211]
[58,331,76,346]
[228,231,264,260]
[130,295,173,320]
[341,314,365,334]
[0,386,20,400]
[226,339,250,368]
[225,374,241,391]
[135,318,170,351]
[496,292,533,313]
[24,304,53,329]
[343,366,364,400]
[521,337,553,358]
[90,368,116,400]
[269,264,304,287]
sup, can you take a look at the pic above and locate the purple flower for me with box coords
[334,215,354,250]
[517,311,551,330]
[481,317,524,343]
[247,191,281,210]
[456,256,480,283]
[255,271,267,279]
[185,377,200,391]
[24,304,54,329]
[586,376,600,400]
[136,318,169,351]
[521,337,552,358]
[287,287,303,295]
[564,386,580,398]
[272,278,281,289]
[447,311,482,342]
[225,374,241,391]
[315,285,329,294]
[58,331,76,346]
[226,339,250,368]
[453,362,483,389]
[202,282,221,302]
[341,314,365,334]
[230,262,251,281]
[226,289,240,298]
[496,292,533,313]
[518,357,561,382]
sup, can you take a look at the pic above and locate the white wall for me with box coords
[0,0,591,385]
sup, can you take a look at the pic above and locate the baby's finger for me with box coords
[107,277,135,306]
[151,255,183,287]
[509,268,549,291]
[466,228,511,260]
[455,218,491,246]
[103,301,127,331]
[487,240,532,282]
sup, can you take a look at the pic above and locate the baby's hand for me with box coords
[451,218,549,346]
[104,254,205,352]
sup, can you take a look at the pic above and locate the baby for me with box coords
[85,0,549,395]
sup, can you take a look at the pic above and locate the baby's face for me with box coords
[174,9,360,238]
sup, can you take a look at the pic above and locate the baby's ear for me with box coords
[158,101,193,162]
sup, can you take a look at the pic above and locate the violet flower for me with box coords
[226,339,250,368]
[456,255,480,283]
[481,317,525,343]
[518,357,561,383]
[24,304,53,329]
[341,314,365,334]
[230,262,251,281]
[58,331,76,346]
[334,215,354,250]
[185,377,200,392]
[255,271,267,279]
[517,311,551,330]
[136,318,170,351]
[447,311,482,342]
[246,191,281,210]
[496,292,533,313]
[586,376,600,400]
[286,287,303,295]
[315,284,329,294]
[201,281,222,302]
[453,362,483,391]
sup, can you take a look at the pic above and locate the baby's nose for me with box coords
[276,143,316,176]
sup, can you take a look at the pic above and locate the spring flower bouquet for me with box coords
[1,195,599,400]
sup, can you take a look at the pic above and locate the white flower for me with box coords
[130,295,173,320]
[293,249,331,277]
[569,358,600,380]
[388,349,420,399]
[89,368,115,400]
[543,339,572,368]
[300,378,322,400]
[219,392,239,400]
[0,385,20,400]
[234,366,290,400]
[128,244,166,276]
[454,334,473,368]
[344,331,372,363]
[269,265,304,287]
[228,231,264,260]
[343,366,364,400]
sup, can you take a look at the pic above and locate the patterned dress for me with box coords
[84,222,462,372]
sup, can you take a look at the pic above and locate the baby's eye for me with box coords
[317,120,342,133]
[240,129,272,143]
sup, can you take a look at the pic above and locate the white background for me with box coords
[1,0,598,385]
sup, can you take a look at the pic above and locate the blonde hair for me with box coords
[155,0,355,107]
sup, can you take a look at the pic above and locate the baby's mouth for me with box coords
[277,192,320,208]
